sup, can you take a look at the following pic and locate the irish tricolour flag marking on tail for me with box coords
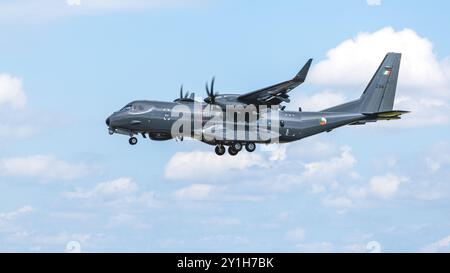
[320,117,327,126]
[384,67,392,76]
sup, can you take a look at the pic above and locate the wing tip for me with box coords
[294,58,313,82]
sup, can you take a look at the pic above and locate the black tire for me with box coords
[232,142,242,152]
[215,145,226,156]
[228,146,238,156]
[129,137,138,145]
[245,142,256,152]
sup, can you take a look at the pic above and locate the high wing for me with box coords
[237,59,313,106]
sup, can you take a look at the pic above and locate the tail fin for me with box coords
[359,52,401,113]
[323,53,402,113]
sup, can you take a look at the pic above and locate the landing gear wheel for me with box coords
[245,142,256,152]
[215,145,226,156]
[232,142,242,152]
[228,146,239,156]
[129,137,138,145]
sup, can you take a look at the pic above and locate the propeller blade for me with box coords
[211,77,215,94]
[180,85,184,99]
[190,92,195,100]
[184,91,189,99]
[205,82,210,97]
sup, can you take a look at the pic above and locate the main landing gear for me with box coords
[228,146,239,156]
[215,145,226,156]
[214,142,256,156]
[245,142,256,153]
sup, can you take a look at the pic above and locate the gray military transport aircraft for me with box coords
[106,53,408,156]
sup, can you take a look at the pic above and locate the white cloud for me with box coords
[366,0,381,6]
[258,144,358,194]
[0,155,94,181]
[289,138,340,161]
[0,206,33,224]
[309,27,450,127]
[173,184,221,201]
[369,173,408,199]
[323,196,353,208]
[0,124,36,139]
[13,231,97,251]
[0,74,26,109]
[63,177,161,208]
[164,151,267,180]
[260,144,288,161]
[310,27,448,90]
[302,146,356,180]
[421,235,450,253]
[285,228,306,242]
[64,177,137,199]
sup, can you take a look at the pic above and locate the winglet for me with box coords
[294,58,313,82]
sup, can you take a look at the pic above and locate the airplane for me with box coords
[106,53,408,156]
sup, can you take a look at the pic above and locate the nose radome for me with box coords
[106,117,110,126]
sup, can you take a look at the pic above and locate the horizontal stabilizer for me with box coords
[362,110,410,120]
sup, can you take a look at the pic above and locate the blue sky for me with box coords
[0,0,450,252]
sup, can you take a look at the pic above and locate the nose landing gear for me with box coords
[129,137,138,145]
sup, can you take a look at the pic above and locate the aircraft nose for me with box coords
[106,117,110,126]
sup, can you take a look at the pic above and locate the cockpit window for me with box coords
[120,103,153,113]
[121,104,132,111]
[134,103,145,112]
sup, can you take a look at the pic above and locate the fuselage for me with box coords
[106,100,366,145]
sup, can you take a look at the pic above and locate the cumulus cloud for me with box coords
[259,144,358,194]
[260,144,288,161]
[0,155,94,181]
[164,151,267,180]
[0,74,26,109]
[173,183,221,201]
[0,206,33,224]
[302,146,356,180]
[310,27,448,90]
[369,173,408,199]
[63,177,161,208]
[64,177,137,199]
[421,235,450,253]
[309,27,450,127]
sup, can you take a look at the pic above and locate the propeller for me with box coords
[174,84,195,102]
[204,77,218,104]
